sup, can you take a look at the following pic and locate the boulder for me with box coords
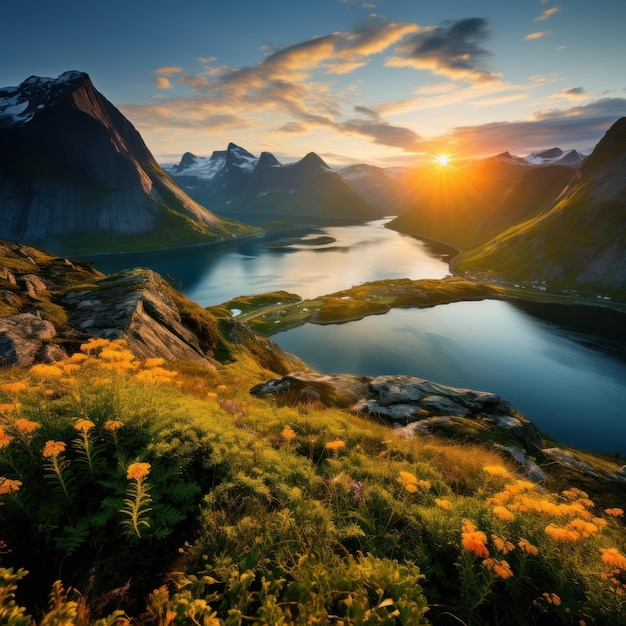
[0,313,65,366]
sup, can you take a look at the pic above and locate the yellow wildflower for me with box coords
[325,439,346,453]
[492,535,515,554]
[206,392,218,399]
[93,378,112,387]
[600,548,626,570]
[14,419,40,435]
[42,440,66,458]
[1,382,29,395]
[435,498,453,511]
[127,462,151,481]
[0,426,13,448]
[605,508,624,518]
[280,425,297,444]
[69,352,89,363]
[0,478,22,496]
[518,538,536,554]
[80,338,110,353]
[482,558,513,579]
[74,419,95,433]
[144,357,165,368]
[493,506,515,522]
[483,465,512,478]
[30,363,64,379]
[104,419,124,432]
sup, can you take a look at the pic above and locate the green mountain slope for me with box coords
[456,117,626,295]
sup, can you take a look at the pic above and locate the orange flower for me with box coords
[104,419,124,432]
[0,478,22,496]
[0,404,16,415]
[492,535,515,554]
[600,548,626,570]
[30,364,64,379]
[74,419,95,433]
[144,358,165,368]
[1,382,29,395]
[280,425,297,444]
[127,462,151,481]
[42,440,66,458]
[518,538,539,556]
[604,508,624,518]
[325,439,346,453]
[462,521,490,558]
[80,338,110,353]
[493,506,515,522]
[14,419,40,435]
[483,465,512,478]
[0,426,13,449]
[435,498,453,511]
[482,558,513,579]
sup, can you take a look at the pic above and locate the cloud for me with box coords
[155,66,184,75]
[155,77,173,89]
[440,98,626,155]
[524,30,550,41]
[341,107,423,151]
[535,7,560,22]
[385,18,501,83]
[123,17,424,153]
[553,87,587,100]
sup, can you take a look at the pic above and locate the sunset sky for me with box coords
[3,0,625,166]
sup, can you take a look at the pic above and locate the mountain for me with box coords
[337,164,405,215]
[0,71,257,256]
[166,145,377,219]
[387,155,544,249]
[455,117,626,293]
[524,147,587,167]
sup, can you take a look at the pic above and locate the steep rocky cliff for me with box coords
[0,72,257,255]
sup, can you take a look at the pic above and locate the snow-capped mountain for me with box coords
[524,148,587,167]
[166,145,377,219]
[0,72,256,255]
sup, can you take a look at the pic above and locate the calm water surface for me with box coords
[89,218,451,304]
[88,218,626,455]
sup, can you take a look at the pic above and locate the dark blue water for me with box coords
[86,219,626,455]
[273,301,626,455]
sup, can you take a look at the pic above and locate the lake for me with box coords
[88,218,626,455]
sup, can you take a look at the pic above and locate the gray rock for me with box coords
[0,313,65,366]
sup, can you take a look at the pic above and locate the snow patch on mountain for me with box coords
[0,71,88,128]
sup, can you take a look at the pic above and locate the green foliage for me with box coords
[0,568,32,626]
[1,339,626,625]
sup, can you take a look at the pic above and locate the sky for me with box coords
[2,0,625,167]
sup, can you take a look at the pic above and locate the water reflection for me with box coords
[274,301,626,455]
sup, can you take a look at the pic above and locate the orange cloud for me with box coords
[524,31,550,40]
[155,77,173,89]
[535,7,560,22]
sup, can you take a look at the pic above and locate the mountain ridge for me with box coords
[0,72,257,255]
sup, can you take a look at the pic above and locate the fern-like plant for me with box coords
[120,462,152,539]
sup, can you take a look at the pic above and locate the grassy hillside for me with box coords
[1,338,625,625]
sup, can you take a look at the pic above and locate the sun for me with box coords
[434,155,449,166]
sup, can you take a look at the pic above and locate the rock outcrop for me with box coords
[0,240,301,374]
[251,371,541,452]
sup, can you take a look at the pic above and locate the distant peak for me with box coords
[179,152,197,166]
[258,151,281,167]
[300,152,330,170]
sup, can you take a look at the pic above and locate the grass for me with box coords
[217,277,506,335]
[0,339,625,625]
